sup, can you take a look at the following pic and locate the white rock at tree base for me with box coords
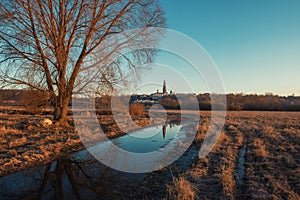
[41,118,53,127]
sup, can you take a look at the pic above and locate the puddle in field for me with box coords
[236,143,247,190]
[112,123,182,153]
[0,122,199,199]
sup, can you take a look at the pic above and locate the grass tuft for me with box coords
[167,176,197,200]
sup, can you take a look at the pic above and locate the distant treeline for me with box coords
[1,89,300,111]
[198,93,300,111]
[157,93,300,111]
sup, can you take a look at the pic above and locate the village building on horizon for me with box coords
[130,80,175,104]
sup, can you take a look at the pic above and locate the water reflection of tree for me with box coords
[54,156,116,199]
[0,155,115,200]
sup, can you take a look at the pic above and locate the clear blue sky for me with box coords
[139,0,300,96]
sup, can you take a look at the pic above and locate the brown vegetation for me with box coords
[16,90,51,114]
[129,103,145,116]
[166,176,196,200]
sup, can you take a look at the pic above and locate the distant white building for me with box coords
[131,80,174,104]
[150,80,172,98]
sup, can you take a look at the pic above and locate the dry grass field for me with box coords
[0,108,299,199]
[168,111,300,200]
[0,106,167,176]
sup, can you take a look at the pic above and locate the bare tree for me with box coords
[0,0,165,125]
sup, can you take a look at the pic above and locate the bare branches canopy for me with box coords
[0,0,166,123]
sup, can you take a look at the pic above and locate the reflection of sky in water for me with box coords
[113,124,182,153]
[0,122,199,199]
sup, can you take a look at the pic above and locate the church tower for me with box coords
[163,80,167,94]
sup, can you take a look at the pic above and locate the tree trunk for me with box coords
[53,92,71,126]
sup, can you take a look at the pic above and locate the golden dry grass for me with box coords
[186,111,300,199]
[221,167,237,199]
[252,138,268,158]
[129,103,145,116]
[166,176,197,200]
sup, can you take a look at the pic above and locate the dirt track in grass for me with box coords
[179,111,300,200]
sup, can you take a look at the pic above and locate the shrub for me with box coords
[159,97,180,109]
[17,90,50,114]
[129,103,144,116]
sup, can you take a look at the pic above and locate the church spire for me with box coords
[163,80,167,94]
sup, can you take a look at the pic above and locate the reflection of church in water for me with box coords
[162,123,178,139]
[163,124,166,138]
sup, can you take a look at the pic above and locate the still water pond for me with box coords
[113,123,182,153]
[0,123,198,200]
